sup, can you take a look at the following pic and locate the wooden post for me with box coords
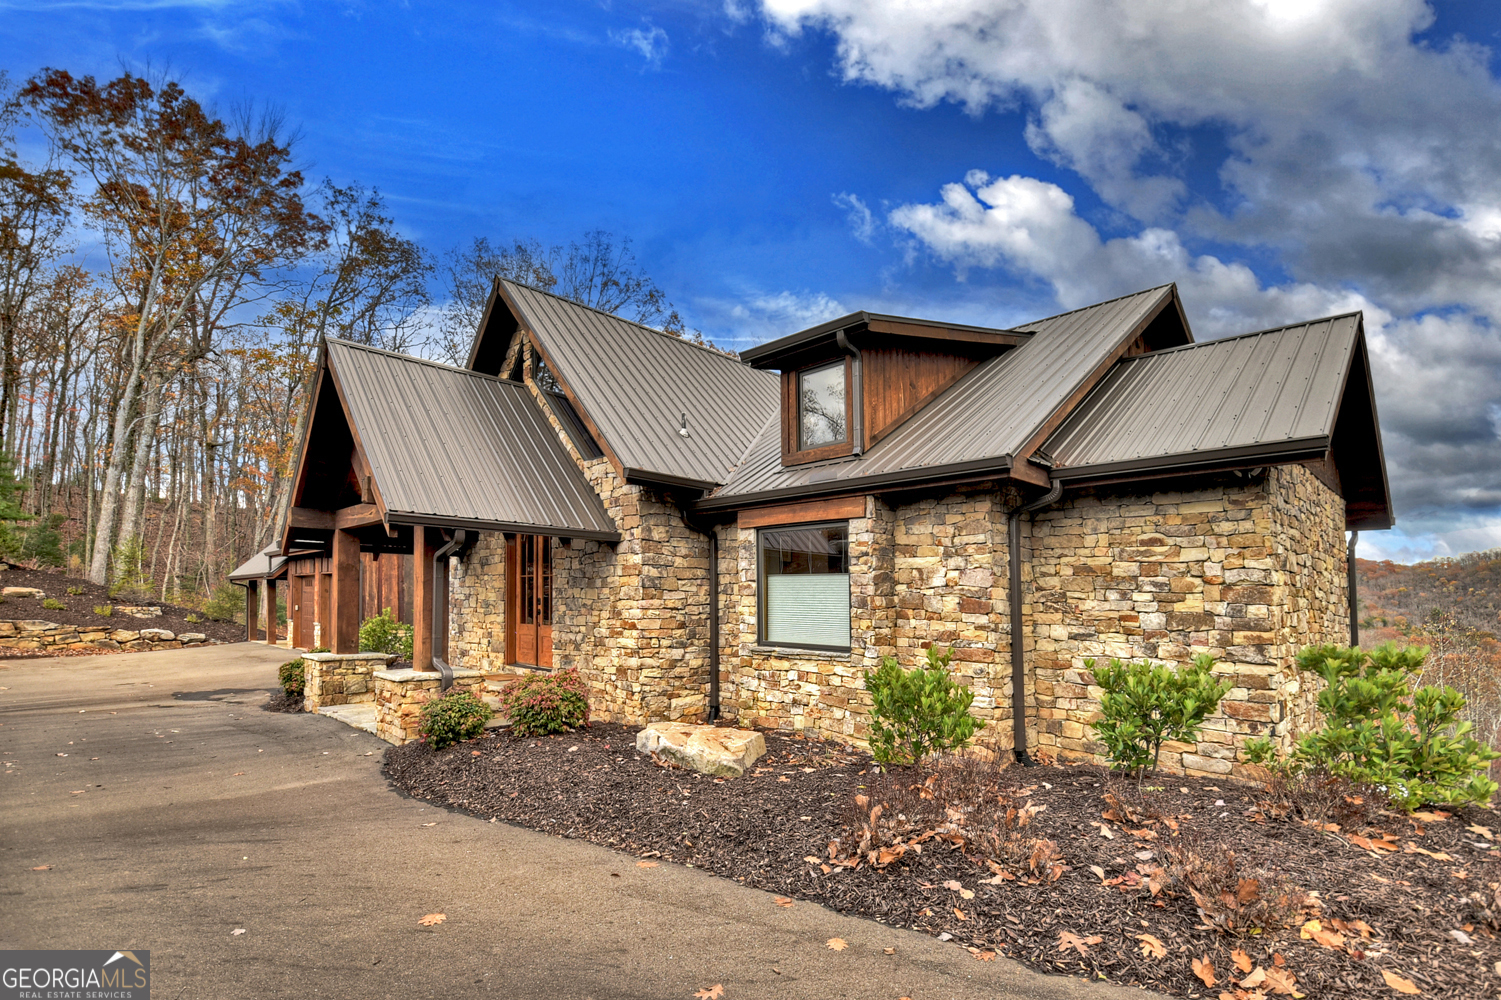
[264,577,277,645]
[412,526,438,671]
[331,529,361,654]
[246,580,259,643]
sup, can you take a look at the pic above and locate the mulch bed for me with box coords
[386,724,1501,1000]
[0,565,246,646]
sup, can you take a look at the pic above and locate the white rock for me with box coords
[636,721,766,777]
[1,587,43,599]
[116,605,162,618]
[178,633,207,642]
[139,628,176,641]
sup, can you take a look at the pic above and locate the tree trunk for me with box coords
[115,372,165,587]
[87,360,145,585]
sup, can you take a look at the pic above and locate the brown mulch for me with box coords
[0,565,246,645]
[386,724,1501,1000]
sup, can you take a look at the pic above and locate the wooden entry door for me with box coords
[507,534,553,667]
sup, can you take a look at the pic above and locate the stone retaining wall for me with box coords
[0,619,215,652]
[373,666,486,745]
[302,651,391,712]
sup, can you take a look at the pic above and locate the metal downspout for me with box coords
[835,329,864,456]
[1348,529,1360,648]
[1008,478,1063,766]
[430,528,466,691]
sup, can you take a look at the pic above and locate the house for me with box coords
[275,278,1391,773]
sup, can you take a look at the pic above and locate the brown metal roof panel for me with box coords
[326,340,617,538]
[502,281,780,486]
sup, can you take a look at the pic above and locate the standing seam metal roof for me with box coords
[1042,314,1360,476]
[325,339,617,539]
[708,285,1174,501]
[500,280,780,486]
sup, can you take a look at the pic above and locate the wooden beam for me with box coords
[412,526,438,671]
[1009,461,1051,488]
[330,529,361,654]
[264,578,278,646]
[738,495,867,529]
[245,580,259,643]
[287,507,335,530]
[333,503,383,530]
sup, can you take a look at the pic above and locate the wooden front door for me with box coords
[507,534,553,667]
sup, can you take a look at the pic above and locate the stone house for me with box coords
[276,278,1391,773]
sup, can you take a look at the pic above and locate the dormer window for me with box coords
[798,361,847,449]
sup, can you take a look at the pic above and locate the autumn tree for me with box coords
[22,69,316,585]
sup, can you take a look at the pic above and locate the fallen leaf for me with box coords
[693,986,724,999]
[1299,919,1345,949]
[972,949,996,961]
[1381,969,1420,994]
[1466,823,1493,841]
[883,947,895,955]
[1089,865,1107,881]
[232,772,245,776]
[954,908,967,920]
[1136,933,1167,960]
[1057,931,1102,955]
[774,897,794,908]
[1404,843,1453,861]
[231,928,246,936]
[959,888,975,899]
[942,879,963,891]
[1241,966,1268,989]
[637,861,659,868]
[421,822,437,827]
[1231,949,1254,973]
[826,937,847,951]
[30,865,52,871]
[1263,966,1298,996]
[418,913,446,927]
[803,855,822,865]
[1193,955,1217,987]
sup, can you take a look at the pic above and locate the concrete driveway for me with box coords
[0,644,1149,1000]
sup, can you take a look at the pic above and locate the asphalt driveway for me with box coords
[0,643,1150,1000]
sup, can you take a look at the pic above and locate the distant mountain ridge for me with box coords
[1358,549,1501,635]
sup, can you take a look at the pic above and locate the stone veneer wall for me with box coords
[446,338,713,726]
[374,667,486,745]
[1029,464,1348,778]
[728,483,1034,757]
[302,651,390,712]
[0,620,215,652]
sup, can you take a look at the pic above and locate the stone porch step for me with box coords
[318,703,382,739]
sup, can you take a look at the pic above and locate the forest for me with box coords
[0,67,706,616]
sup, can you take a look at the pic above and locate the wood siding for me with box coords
[861,346,980,447]
[286,550,413,651]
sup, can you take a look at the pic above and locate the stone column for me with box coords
[331,529,361,654]
[412,526,438,671]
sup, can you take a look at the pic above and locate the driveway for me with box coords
[0,644,1150,1000]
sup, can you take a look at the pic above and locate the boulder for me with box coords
[139,628,176,642]
[178,633,207,643]
[109,630,141,644]
[635,722,766,778]
[1,587,43,599]
[116,606,162,619]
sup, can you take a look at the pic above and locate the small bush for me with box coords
[863,646,984,766]
[41,597,65,610]
[278,658,306,699]
[203,581,244,623]
[1089,654,1232,777]
[66,585,84,596]
[92,604,113,617]
[1249,643,1500,809]
[499,667,590,736]
[185,612,200,623]
[1164,836,1307,936]
[359,607,413,659]
[419,690,493,749]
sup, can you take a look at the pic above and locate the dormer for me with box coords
[740,312,1031,466]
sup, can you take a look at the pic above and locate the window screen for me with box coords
[759,523,851,649]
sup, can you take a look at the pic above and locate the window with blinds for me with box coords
[758,523,851,650]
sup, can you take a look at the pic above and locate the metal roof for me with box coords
[739,309,1027,368]
[325,340,618,540]
[705,285,1176,505]
[1044,314,1361,478]
[227,545,288,582]
[499,280,780,487]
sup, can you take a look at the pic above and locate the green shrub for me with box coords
[499,667,590,736]
[19,514,65,567]
[278,658,306,700]
[1089,654,1232,777]
[185,612,200,623]
[41,597,65,610]
[92,604,112,616]
[203,581,244,623]
[1249,643,1500,810]
[66,585,84,596]
[863,646,984,766]
[419,690,493,749]
[359,607,413,659]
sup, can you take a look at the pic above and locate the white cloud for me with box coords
[611,24,670,68]
[699,288,848,347]
[832,191,875,243]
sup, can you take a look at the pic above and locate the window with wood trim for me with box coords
[782,358,854,465]
[757,522,850,650]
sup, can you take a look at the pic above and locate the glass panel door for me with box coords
[508,534,554,668]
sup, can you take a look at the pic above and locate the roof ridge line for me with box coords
[1112,311,1363,362]
[327,337,515,384]
[1016,284,1173,329]
[499,277,746,365]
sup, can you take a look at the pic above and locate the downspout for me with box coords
[835,330,864,456]
[430,528,466,691]
[685,514,722,721]
[1347,529,1360,648]
[1007,478,1063,766]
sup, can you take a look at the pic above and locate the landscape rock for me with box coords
[1,587,43,599]
[178,632,207,643]
[116,606,162,618]
[139,628,176,642]
[635,722,766,777]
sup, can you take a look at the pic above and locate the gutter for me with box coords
[429,528,466,692]
[1007,479,1063,766]
[834,329,864,457]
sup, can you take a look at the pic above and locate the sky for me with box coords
[2,0,1500,564]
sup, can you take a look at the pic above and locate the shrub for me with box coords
[863,646,984,766]
[41,597,65,610]
[185,612,200,623]
[92,604,112,616]
[419,690,493,749]
[499,667,590,736]
[202,581,244,623]
[1249,643,1500,809]
[278,658,306,699]
[19,514,65,567]
[1089,654,1232,777]
[66,585,84,596]
[359,607,413,659]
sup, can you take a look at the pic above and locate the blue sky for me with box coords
[4,0,1501,563]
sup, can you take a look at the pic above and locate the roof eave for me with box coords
[696,455,1018,511]
[382,510,620,543]
[1049,437,1332,485]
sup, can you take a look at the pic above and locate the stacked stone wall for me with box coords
[1029,465,1347,777]
[301,651,390,711]
[0,620,215,652]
